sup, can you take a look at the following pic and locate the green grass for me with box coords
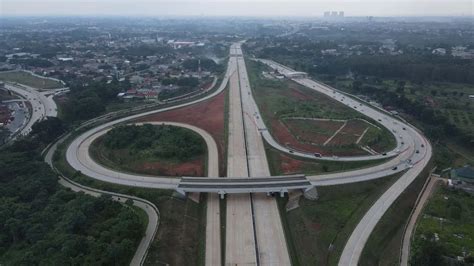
[411,185,474,262]
[247,60,360,122]
[89,124,207,177]
[360,124,397,153]
[0,70,63,89]
[52,132,206,266]
[245,59,396,156]
[278,173,401,266]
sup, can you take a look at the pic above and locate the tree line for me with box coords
[0,118,144,265]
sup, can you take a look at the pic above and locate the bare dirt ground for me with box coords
[138,91,226,176]
[140,158,204,177]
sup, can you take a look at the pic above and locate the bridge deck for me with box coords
[177,174,312,194]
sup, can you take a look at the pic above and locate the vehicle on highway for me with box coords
[289,150,294,154]
[314,153,321,158]
[416,150,420,154]
[382,152,387,156]
[392,166,398,170]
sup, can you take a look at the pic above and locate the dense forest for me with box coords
[0,118,144,265]
[61,80,128,122]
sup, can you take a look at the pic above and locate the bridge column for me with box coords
[304,186,319,200]
[175,189,186,199]
[218,191,225,199]
[280,189,288,198]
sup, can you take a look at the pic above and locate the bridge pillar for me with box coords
[218,191,225,200]
[280,189,288,198]
[175,189,187,199]
[304,186,319,200]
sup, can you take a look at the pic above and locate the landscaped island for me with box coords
[90,124,207,177]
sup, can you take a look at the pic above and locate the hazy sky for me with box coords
[1,0,473,17]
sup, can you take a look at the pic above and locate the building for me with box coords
[324,11,344,18]
[451,165,474,184]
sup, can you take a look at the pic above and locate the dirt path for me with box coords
[356,127,370,144]
[323,121,347,146]
[400,175,441,266]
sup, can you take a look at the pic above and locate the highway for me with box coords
[257,58,409,161]
[61,43,432,265]
[224,48,257,265]
[5,82,59,137]
[235,44,291,265]
[254,59,432,265]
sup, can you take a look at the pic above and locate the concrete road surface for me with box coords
[225,47,257,265]
[60,43,433,265]
[5,83,58,136]
[236,46,291,264]
[338,125,432,265]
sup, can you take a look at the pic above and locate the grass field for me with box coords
[246,59,396,156]
[53,136,206,266]
[0,71,63,89]
[89,125,207,177]
[410,185,474,263]
[278,173,401,266]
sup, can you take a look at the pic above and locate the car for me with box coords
[401,142,404,145]
[314,153,321,158]
[289,150,294,154]
[416,150,420,154]
[402,127,406,130]
[421,144,425,148]
[392,166,398,170]
[382,153,387,156]
[378,119,382,122]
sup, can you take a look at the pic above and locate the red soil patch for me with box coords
[341,120,369,135]
[272,120,324,153]
[140,158,204,177]
[289,86,313,101]
[280,154,304,174]
[137,91,226,176]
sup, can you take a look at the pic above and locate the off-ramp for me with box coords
[60,43,432,265]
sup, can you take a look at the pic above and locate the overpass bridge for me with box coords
[176,174,313,198]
